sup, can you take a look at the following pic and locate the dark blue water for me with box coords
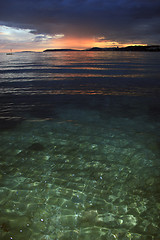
[0,51,160,240]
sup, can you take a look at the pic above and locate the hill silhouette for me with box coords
[44,45,160,52]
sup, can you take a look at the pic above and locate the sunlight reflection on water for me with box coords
[0,51,160,240]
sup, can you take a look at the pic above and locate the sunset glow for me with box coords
[50,37,95,50]
[0,26,148,53]
[0,0,159,52]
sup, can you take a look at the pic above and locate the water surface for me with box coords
[0,51,160,240]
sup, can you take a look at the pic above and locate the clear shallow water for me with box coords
[0,51,160,240]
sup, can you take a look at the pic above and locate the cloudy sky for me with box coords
[0,0,160,52]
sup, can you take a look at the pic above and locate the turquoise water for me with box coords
[0,52,160,239]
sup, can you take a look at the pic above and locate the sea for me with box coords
[0,51,160,240]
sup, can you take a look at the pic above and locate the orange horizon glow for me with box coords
[47,37,147,50]
[50,37,96,50]
[0,35,148,53]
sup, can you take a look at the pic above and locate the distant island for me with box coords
[44,49,78,52]
[44,45,160,52]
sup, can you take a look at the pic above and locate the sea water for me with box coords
[0,51,160,240]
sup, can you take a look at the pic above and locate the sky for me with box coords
[0,0,160,52]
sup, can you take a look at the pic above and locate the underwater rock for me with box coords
[103,213,115,224]
[104,213,115,222]
[121,215,137,228]
[118,205,128,214]
[28,143,45,151]
[1,222,10,232]
[79,210,98,225]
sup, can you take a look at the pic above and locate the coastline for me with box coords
[43,45,160,52]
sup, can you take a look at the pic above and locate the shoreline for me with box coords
[43,45,160,52]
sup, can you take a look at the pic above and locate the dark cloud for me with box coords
[0,0,160,44]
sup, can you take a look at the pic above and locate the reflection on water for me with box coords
[0,51,160,240]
